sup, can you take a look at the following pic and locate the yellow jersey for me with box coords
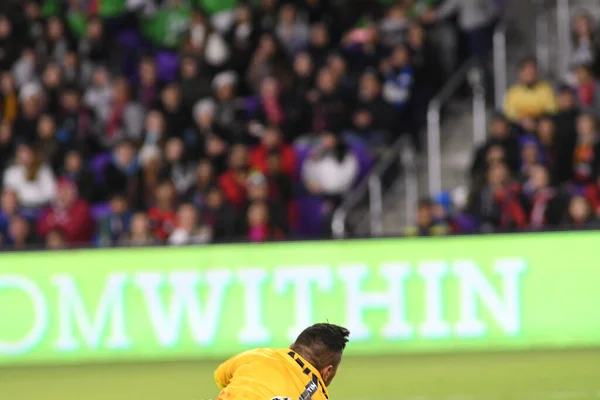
[504,81,557,121]
[214,348,330,400]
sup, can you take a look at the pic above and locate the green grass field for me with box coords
[1,349,599,400]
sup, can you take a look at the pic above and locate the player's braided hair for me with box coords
[292,323,350,370]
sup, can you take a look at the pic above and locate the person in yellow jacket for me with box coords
[214,323,350,400]
[504,58,558,122]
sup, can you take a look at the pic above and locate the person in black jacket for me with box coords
[470,113,520,184]
[554,85,580,184]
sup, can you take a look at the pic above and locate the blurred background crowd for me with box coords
[410,13,600,237]
[0,0,505,249]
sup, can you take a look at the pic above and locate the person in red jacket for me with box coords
[218,144,249,209]
[249,126,297,178]
[147,180,177,241]
[37,179,94,245]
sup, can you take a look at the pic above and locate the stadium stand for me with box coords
[0,0,503,249]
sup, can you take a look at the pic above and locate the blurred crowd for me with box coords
[0,0,502,249]
[406,10,600,237]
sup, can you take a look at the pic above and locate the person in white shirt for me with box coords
[301,132,359,199]
[169,203,212,245]
[3,143,56,209]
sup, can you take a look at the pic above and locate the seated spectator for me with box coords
[137,145,163,210]
[200,185,239,241]
[162,137,197,196]
[301,132,359,204]
[141,109,167,150]
[56,86,91,150]
[245,171,288,234]
[5,215,37,250]
[518,136,544,183]
[0,122,14,186]
[168,203,212,245]
[522,164,564,229]
[342,25,387,74]
[186,159,215,209]
[471,113,520,182]
[101,77,144,148]
[345,69,393,147]
[562,194,599,229]
[249,126,296,179]
[573,63,600,118]
[158,83,189,139]
[572,113,600,186]
[120,212,157,247]
[292,52,315,99]
[0,189,18,239]
[246,34,289,93]
[37,179,94,245]
[309,68,347,134]
[536,116,559,179]
[36,114,62,173]
[3,143,56,210]
[46,229,67,250]
[554,85,579,183]
[84,67,113,128]
[468,162,527,232]
[147,180,178,242]
[179,56,212,110]
[380,3,410,48]
[504,59,557,123]
[96,193,133,247]
[246,200,283,242]
[213,71,246,140]
[103,140,142,202]
[585,173,600,217]
[276,3,309,55]
[218,144,249,209]
[404,198,450,237]
[0,71,18,123]
[266,151,294,207]
[135,57,161,109]
[61,150,97,204]
[308,23,332,68]
[571,13,600,77]
[190,98,231,173]
[14,82,44,144]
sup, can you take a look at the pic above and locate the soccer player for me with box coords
[214,323,350,400]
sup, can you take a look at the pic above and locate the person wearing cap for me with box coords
[37,178,94,245]
[213,70,244,136]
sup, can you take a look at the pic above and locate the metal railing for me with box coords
[493,19,507,110]
[331,136,418,239]
[427,57,487,196]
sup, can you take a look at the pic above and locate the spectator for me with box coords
[0,122,14,187]
[136,57,161,109]
[266,151,294,207]
[523,164,564,229]
[310,68,347,134]
[103,140,141,202]
[168,203,212,245]
[422,0,498,61]
[536,116,559,179]
[308,23,332,68]
[84,67,114,129]
[346,69,392,147]
[571,13,600,77]
[0,71,18,123]
[404,198,449,236]
[504,59,557,123]
[102,77,145,148]
[245,171,288,234]
[200,185,238,241]
[6,215,36,250]
[382,44,414,122]
[190,98,231,173]
[275,3,309,55]
[573,63,600,118]
[186,159,215,209]
[468,162,527,232]
[96,193,133,246]
[15,82,44,143]
[247,34,289,93]
[554,85,579,183]
[37,179,94,245]
[249,126,296,178]
[38,17,69,64]
[0,189,18,239]
[572,113,600,186]
[213,71,244,137]
[3,143,56,210]
[36,114,62,173]
[162,137,197,195]
[46,229,67,250]
[141,110,167,150]
[246,200,283,242]
[563,194,599,229]
[518,136,544,183]
[120,212,157,247]
[147,180,178,242]
[219,144,249,209]
[159,83,189,139]
[301,132,359,203]
[380,3,410,48]
[61,150,97,203]
[179,56,212,110]
[471,113,519,182]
